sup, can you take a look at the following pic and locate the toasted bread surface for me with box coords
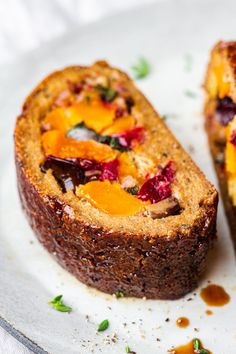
[15,61,217,299]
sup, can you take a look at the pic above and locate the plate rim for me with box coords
[0,314,49,354]
[0,0,232,352]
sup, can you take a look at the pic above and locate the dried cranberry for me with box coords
[115,127,144,149]
[216,97,236,126]
[99,159,119,181]
[68,81,83,94]
[115,107,125,118]
[161,161,175,182]
[41,156,119,192]
[138,161,175,204]
[230,131,236,147]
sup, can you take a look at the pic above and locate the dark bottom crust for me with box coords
[16,158,217,300]
[205,113,236,251]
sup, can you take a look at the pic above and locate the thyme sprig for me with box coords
[131,57,151,79]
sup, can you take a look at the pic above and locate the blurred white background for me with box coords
[0,0,155,65]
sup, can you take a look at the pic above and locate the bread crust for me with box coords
[15,62,218,299]
[204,41,236,250]
[204,118,236,249]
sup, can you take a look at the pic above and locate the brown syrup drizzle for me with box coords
[168,339,211,354]
[205,309,213,315]
[200,284,230,307]
[176,317,190,328]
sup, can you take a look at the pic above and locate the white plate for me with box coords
[1,0,236,353]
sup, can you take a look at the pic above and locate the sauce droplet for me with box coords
[205,309,213,315]
[176,317,190,328]
[168,339,211,354]
[200,284,230,306]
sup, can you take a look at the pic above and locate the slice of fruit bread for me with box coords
[204,41,236,246]
[15,61,218,299]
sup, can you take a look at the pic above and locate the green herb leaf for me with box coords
[109,137,122,149]
[74,121,87,128]
[85,95,91,104]
[96,85,117,102]
[125,186,139,195]
[193,338,209,354]
[184,89,197,98]
[49,295,72,313]
[125,345,131,353]
[109,137,126,150]
[131,57,151,79]
[162,113,178,121]
[115,290,125,299]
[50,294,63,304]
[97,319,109,332]
[97,135,128,152]
[193,338,200,351]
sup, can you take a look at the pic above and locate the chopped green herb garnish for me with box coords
[115,290,125,298]
[194,338,200,351]
[110,137,128,151]
[125,345,131,353]
[162,113,178,121]
[97,135,128,152]
[125,186,139,195]
[109,136,122,149]
[184,53,193,72]
[96,135,110,144]
[193,338,209,354]
[96,85,117,102]
[85,95,91,104]
[71,121,86,129]
[48,295,72,313]
[97,319,109,332]
[184,89,197,98]
[131,57,150,79]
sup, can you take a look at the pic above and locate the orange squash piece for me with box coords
[102,115,135,135]
[226,116,236,175]
[41,130,64,156]
[76,100,116,133]
[42,100,116,135]
[41,130,117,162]
[208,52,230,99]
[42,106,83,133]
[215,63,230,99]
[59,139,117,161]
[76,180,144,216]
[118,152,138,181]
